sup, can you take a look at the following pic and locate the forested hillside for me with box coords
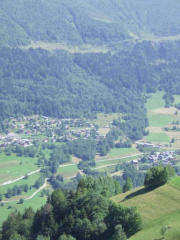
[1,0,180,47]
[0,47,147,120]
[0,0,180,121]
[1,40,180,121]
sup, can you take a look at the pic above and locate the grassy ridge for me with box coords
[169,176,180,190]
[112,177,180,240]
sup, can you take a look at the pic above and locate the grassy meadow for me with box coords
[145,132,170,143]
[96,147,140,161]
[57,164,79,177]
[0,191,47,226]
[0,173,40,201]
[146,91,165,110]
[112,177,180,240]
[107,147,139,158]
[91,113,120,128]
[95,156,140,168]
[0,153,38,184]
[145,91,180,146]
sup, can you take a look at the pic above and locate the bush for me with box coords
[144,166,169,189]
[19,199,24,204]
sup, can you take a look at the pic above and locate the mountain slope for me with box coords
[112,177,180,240]
[1,0,180,47]
[0,9,29,47]
[1,0,180,121]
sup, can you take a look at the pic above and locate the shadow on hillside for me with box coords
[122,187,152,201]
[153,238,164,240]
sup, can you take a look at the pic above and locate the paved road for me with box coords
[0,169,41,187]
[1,178,48,204]
[0,173,79,204]
[96,153,143,163]
[25,178,48,201]
[0,153,142,203]
[0,153,142,187]
[0,163,78,187]
[94,158,139,170]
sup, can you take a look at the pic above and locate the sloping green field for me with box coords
[146,91,165,110]
[112,177,180,240]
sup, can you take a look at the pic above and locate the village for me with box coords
[0,133,32,148]
[0,115,105,148]
[131,150,176,169]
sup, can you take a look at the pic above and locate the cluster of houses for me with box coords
[0,133,32,147]
[148,151,175,165]
[131,151,175,167]
[0,115,106,147]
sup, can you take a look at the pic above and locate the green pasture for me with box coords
[96,165,117,173]
[107,147,139,158]
[148,113,172,127]
[95,159,120,168]
[0,173,40,200]
[131,210,180,240]
[91,113,120,128]
[0,153,38,183]
[57,164,79,177]
[146,91,165,110]
[145,132,170,143]
[95,156,139,168]
[112,178,180,240]
[0,191,47,226]
[169,176,180,190]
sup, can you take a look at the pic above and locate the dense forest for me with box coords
[0,176,142,240]
[1,0,180,47]
[1,41,180,123]
[0,47,146,120]
[0,0,180,123]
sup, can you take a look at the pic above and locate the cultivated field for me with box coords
[144,92,180,146]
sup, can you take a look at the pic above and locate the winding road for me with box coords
[0,153,142,203]
[0,174,79,204]
[0,169,41,186]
